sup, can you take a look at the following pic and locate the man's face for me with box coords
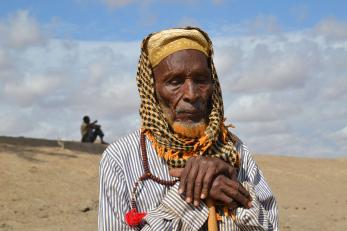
[153,49,213,137]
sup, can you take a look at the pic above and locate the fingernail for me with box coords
[248,201,252,208]
[186,197,191,203]
[200,193,206,199]
[194,200,199,207]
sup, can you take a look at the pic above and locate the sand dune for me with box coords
[1,137,346,231]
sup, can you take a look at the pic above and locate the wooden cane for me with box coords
[206,198,218,231]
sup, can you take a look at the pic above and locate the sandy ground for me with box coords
[1,140,346,231]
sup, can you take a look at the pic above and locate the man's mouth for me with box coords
[177,111,199,115]
[176,109,200,115]
[175,109,204,122]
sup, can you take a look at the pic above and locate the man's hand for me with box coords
[209,174,252,209]
[169,156,251,208]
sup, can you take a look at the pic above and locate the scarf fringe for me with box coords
[143,123,233,164]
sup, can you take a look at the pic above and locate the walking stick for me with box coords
[206,198,218,231]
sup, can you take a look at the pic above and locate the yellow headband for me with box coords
[147,28,210,67]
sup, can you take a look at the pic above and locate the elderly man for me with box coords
[99,27,278,230]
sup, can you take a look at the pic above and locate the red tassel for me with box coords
[125,208,146,227]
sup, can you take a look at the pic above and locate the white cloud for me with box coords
[0,48,10,68]
[333,126,347,141]
[0,10,45,48]
[0,110,39,138]
[211,18,347,156]
[0,10,141,140]
[322,77,347,99]
[248,15,282,34]
[0,12,346,157]
[4,73,64,106]
[225,94,301,122]
[315,18,347,41]
[214,35,320,93]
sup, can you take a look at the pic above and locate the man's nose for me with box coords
[182,80,199,102]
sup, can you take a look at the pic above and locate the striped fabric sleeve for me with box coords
[99,146,209,231]
[143,182,209,231]
[235,144,279,231]
[98,153,135,231]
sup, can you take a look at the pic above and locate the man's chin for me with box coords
[171,121,206,138]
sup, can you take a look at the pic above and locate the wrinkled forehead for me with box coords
[146,28,211,68]
[153,49,210,76]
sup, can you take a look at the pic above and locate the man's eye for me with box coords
[196,77,211,84]
[167,78,182,85]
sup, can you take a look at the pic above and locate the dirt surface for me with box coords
[1,139,346,231]
[255,155,347,231]
[0,143,100,231]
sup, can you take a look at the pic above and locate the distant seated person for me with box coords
[81,116,107,144]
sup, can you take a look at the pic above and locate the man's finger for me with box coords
[193,168,206,207]
[222,187,251,209]
[219,177,252,209]
[237,183,251,199]
[178,158,193,195]
[212,192,232,206]
[185,161,200,204]
[200,167,214,199]
[169,168,184,177]
[228,180,251,199]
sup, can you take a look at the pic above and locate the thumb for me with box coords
[169,168,184,177]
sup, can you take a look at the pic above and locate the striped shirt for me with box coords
[98,130,279,230]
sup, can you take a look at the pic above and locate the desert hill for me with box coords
[0,136,346,231]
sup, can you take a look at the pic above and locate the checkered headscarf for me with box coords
[136,27,239,168]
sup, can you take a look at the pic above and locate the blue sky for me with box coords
[0,0,347,157]
[1,0,346,40]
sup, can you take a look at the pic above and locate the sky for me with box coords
[0,0,346,157]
